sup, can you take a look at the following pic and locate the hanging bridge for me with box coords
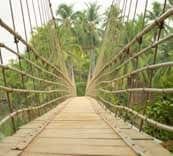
[0,0,173,155]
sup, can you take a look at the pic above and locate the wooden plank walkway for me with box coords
[0,97,172,156]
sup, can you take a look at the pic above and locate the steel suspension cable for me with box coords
[9,0,29,115]
[32,0,38,27]
[127,0,133,22]
[121,0,126,20]
[37,0,43,25]
[40,0,46,24]
[132,0,139,22]
[20,0,37,94]
[123,0,128,22]
[26,0,33,34]
[43,0,50,22]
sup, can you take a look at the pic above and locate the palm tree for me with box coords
[56,4,73,27]
[147,2,162,21]
[85,2,101,78]
[146,2,171,39]
[55,3,101,92]
[71,11,88,50]
[95,4,121,73]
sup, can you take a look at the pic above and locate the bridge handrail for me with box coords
[0,43,69,85]
[96,34,173,83]
[98,61,173,85]
[86,0,173,136]
[99,88,173,94]
[98,96,173,132]
[0,18,74,88]
[0,95,70,128]
[86,8,173,90]
[0,85,70,94]
[0,64,68,88]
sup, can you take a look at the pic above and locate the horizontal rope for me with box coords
[87,8,173,89]
[0,95,70,127]
[97,8,173,74]
[0,64,68,88]
[98,34,173,81]
[98,61,173,85]
[99,88,173,94]
[98,96,173,132]
[0,85,69,94]
[0,43,67,83]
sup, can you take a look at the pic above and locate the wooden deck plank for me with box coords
[39,130,120,139]
[133,140,172,156]
[0,97,171,156]
[22,154,72,156]
[88,97,172,156]
[54,112,100,121]
[29,138,127,146]
[22,97,137,156]
[23,145,136,156]
[119,128,153,140]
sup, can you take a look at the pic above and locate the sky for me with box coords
[0,0,163,64]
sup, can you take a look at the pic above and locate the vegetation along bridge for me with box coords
[0,0,173,155]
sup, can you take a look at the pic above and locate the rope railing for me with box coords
[0,64,68,88]
[0,95,70,128]
[0,43,69,88]
[0,43,66,82]
[0,18,74,88]
[0,0,75,136]
[86,8,173,90]
[96,34,173,82]
[99,88,173,94]
[0,85,69,94]
[98,96,173,132]
[86,0,173,136]
[98,61,173,85]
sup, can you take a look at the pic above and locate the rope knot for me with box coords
[14,37,19,44]
[136,35,143,44]
[0,43,5,48]
[26,46,31,52]
[155,18,164,29]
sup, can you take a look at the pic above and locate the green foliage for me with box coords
[92,1,173,148]
[56,4,73,19]
[0,1,173,149]
[145,98,173,140]
[56,3,102,95]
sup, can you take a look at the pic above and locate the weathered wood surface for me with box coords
[0,97,172,156]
